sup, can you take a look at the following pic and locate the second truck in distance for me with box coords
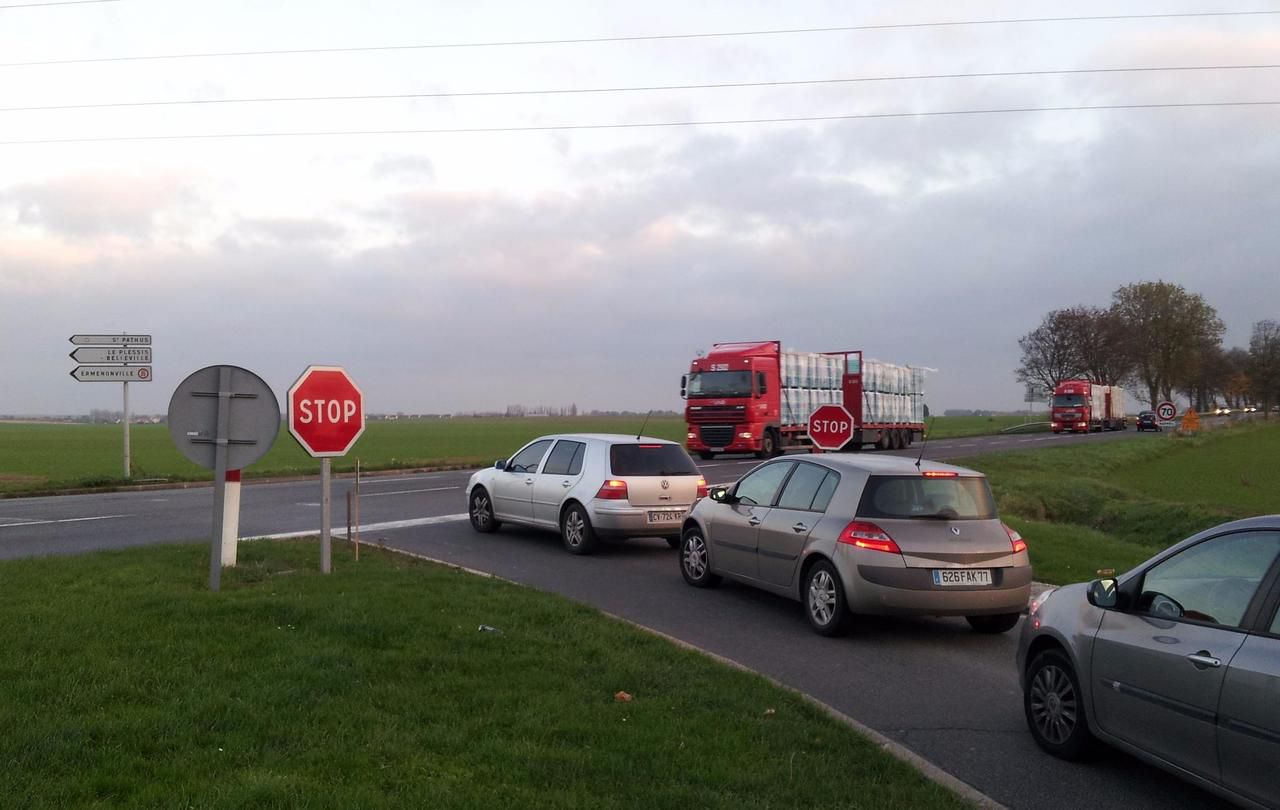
[681,340,928,459]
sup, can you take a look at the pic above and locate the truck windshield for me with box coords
[686,370,752,398]
[1052,394,1086,407]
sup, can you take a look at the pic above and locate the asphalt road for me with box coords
[0,426,1228,808]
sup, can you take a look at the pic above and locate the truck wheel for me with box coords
[755,429,779,459]
[698,451,716,460]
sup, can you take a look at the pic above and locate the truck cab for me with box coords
[682,341,782,459]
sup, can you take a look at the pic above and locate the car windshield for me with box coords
[686,370,752,398]
[1052,394,1086,407]
[609,444,700,476]
[856,475,997,521]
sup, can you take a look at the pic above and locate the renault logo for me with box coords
[950,527,961,536]
[661,480,670,490]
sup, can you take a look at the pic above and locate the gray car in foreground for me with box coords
[1018,516,1280,809]
[679,454,1032,636]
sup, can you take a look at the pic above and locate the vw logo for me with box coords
[950,527,961,536]
[661,480,670,490]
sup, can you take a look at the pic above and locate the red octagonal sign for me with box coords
[288,365,366,458]
[809,404,855,451]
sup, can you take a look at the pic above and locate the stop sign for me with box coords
[288,365,366,457]
[809,404,855,451]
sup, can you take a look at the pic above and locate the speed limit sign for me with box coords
[1156,401,1177,422]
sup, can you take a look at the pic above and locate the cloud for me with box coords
[1,172,205,241]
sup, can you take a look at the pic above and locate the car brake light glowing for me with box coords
[839,521,901,554]
[921,470,958,478]
[1003,522,1027,553]
[595,479,629,500]
[638,444,663,449]
[696,477,708,498]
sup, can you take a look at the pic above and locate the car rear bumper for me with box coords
[587,504,691,538]
[842,560,1033,616]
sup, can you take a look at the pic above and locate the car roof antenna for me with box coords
[914,417,934,470]
[636,409,654,440]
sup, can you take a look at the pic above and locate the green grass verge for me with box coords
[961,421,1280,585]
[0,540,967,809]
[925,414,1048,439]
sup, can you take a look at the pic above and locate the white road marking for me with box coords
[360,486,461,498]
[956,443,978,447]
[247,513,469,541]
[0,514,130,529]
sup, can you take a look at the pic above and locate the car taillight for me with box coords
[1003,522,1027,554]
[595,479,629,500]
[838,521,901,554]
[921,470,957,478]
[696,477,708,498]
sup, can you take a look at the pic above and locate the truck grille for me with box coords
[699,425,736,447]
[687,405,746,425]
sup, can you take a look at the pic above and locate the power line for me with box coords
[2,63,1276,114]
[0,0,117,8]
[3,100,1276,146]
[3,10,1278,68]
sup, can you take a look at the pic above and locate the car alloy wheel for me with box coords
[804,560,849,636]
[469,488,499,533]
[560,504,597,555]
[1024,650,1093,759]
[679,528,721,588]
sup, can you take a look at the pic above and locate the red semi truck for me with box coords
[681,340,926,459]
[1050,380,1128,433]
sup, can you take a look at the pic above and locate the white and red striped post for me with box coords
[220,469,242,566]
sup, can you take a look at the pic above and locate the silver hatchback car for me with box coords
[1017,516,1280,809]
[678,454,1032,635]
[466,433,706,554]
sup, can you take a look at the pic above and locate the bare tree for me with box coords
[1248,320,1280,417]
[1061,305,1135,385]
[1112,281,1224,409]
[1015,309,1084,393]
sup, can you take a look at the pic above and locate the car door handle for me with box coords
[1187,651,1221,669]
[748,516,762,526]
[561,481,572,488]
[525,478,535,486]
[792,523,808,533]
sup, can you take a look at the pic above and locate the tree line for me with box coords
[1016,280,1280,414]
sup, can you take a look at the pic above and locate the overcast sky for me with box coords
[2,0,1277,416]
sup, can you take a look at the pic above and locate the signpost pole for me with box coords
[320,458,332,574]
[209,367,232,593]
[123,379,131,478]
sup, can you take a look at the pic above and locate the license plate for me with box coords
[647,510,683,524]
[932,569,993,587]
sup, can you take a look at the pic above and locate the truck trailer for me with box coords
[1050,380,1127,433]
[681,340,927,459]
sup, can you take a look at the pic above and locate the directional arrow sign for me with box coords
[69,334,152,346]
[69,346,152,364]
[70,366,152,382]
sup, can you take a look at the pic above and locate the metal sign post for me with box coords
[69,333,153,479]
[168,365,280,591]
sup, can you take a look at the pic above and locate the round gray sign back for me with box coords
[168,365,280,470]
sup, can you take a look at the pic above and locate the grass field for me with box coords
[960,421,1280,585]
[0,416,686,494]
[925,413,1048,439]
[0,540,966,809]
[1,413,1037,494]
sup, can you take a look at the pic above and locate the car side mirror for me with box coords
[494,460,507,471]
[1087,577,1118,609]
[680,374,687,399]
[709,486,733,503]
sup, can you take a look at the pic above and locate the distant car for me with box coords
[1017,516,1280,809]
[678,455,1032,636]
[1135,411,1162,432]
[1214,406,1232,416]
[466,434,706,554]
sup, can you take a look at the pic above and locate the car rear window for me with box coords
[609,443,699,476]
[856,475,997,521]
